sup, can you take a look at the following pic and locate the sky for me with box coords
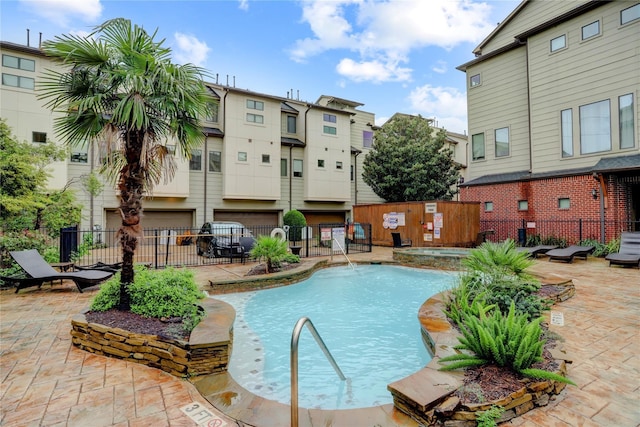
[0,0,521,133]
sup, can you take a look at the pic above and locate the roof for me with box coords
[0,41,44,56]
[317,95,364,108]
[281,137,305,147]
[463,155,640,186]
[203,127,224,137]
[280,102,299,114]
[351,146,362,155]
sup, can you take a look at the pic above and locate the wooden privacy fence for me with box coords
[353,201,480,247]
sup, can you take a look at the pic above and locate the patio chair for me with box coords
[5,249,114,293]
[546,245,595,263]
[392,232,412,248]
[605,232,640,268]
[515,245,558,258]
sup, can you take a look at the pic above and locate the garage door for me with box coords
[105,210,194,245]
[213,211,279,227]
[302,211,346,226]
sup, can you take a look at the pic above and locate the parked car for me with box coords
[196,221,253,258]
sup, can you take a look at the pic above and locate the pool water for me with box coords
[214,265,456,410]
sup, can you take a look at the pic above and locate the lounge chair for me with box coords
[392,232,412,248]
[5,249,114,293]
[546,245,595,263]
[516,245,558,258]
[605,232,640,268]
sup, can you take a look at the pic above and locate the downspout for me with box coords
[523,39,533,174]
[596,173,607,243]
[289,145,293,212]
[89,141,94,229]
[354,151,360,206]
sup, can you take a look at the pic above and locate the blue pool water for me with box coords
[213,265,456,410]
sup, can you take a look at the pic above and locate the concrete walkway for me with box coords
[1,248,638,426]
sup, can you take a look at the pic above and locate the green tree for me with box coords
[0,119,81,233]
[283,209,306,242]
[39,18,214,310]
[362,114,460,202]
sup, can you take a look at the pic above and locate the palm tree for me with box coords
[38,18,213,310]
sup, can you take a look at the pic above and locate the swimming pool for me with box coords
[214,264,456,410]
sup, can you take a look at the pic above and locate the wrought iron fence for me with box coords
[480,218,639,247]
[62,223,372,269]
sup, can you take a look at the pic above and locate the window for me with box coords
[580,99,611,154]
[619,94,635,149]
[621,4,640,25]
[363,130,373,148]
[262,154,270,164]
[32,132,47,143]
[518,200,528,211]
[323,113,337,123]
[209,151,221,172]
[472,133,485,160]
[246,113,264,124]
[206,102,218,122]
[293,159,303,177]
[2,73,35,89]
[189,149,202,171]
[2,55,35,71]
[237,151,247,162]
[558,198,570,209]
[581,21,600,40]
[495,127,509,157]
[166,144,176,155]
[350,165,354,181]
[484,202,494,212]
[336,161,343,170]
[281,158,287,177]
[247,99,264,110]
[317,159,325,168]
[470,74,481,87]
[287,115,296,133]
[561,109,573,157]
[323,125,337,135]
[550,35,566,52]
[70,148,88,163]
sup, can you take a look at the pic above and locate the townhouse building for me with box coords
[1,40,387,233]
[457,0,640,240]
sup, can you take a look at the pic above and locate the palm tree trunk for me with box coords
[117,130,145,311]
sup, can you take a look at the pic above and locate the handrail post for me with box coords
[291,317,345,427]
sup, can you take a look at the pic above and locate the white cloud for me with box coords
[408,84,468,133]
[172,33,210,67]
[336,58,412,83]
[432,60,447,74]
[238,0,249,11]
[19,0,102,27]
[291,0,495,83]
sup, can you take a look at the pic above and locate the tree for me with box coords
[0,119,81,233]
[362,115,461,202]
[39,18,213,310]
[249,235,289,273]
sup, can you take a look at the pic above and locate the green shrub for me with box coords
[283,209,306,242]
[439,302,575,385]
[90,266,205,333]
[476,405,505,427]
[0,231,58,282]
[463,239,534,279]
[250,235,289,273]
[581,237,619,257]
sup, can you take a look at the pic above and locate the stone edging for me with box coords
[388,281,576,426]
[70,298,235,378]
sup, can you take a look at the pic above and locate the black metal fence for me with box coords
[480,218,639,247]
[63,223,372,269]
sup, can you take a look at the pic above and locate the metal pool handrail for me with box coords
[291,316,346,427]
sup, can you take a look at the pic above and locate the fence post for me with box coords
[578,219,583,243]
[154,229,159,269]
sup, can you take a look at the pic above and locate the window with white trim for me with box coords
[495,127,509,157]
[621,4,640,25]
[209,151,221,172]
[323,125,337,135]
[2,73,34,89]
[323,113,337,123]
[237,151,247,162]
[484,202,494,212]
[247,99,264,110]
[619,94,635,149]
[246,113,264,124]
[518,200,528,211]
[580,99,611,154]
[281,158,287,177]
[293,159,303,177]
[472,133,485,160]
[189,149,202,171]
[2,55,35,71]
[317,159,325,168]
[336,161,343,170]
[262,154,270,164]
[561,109,573,157]
[550,35,566,52]
[581,20,600,40]
[470,74,481,87]
[32,132,47,143]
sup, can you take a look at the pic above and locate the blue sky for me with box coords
[1,0,520,133]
